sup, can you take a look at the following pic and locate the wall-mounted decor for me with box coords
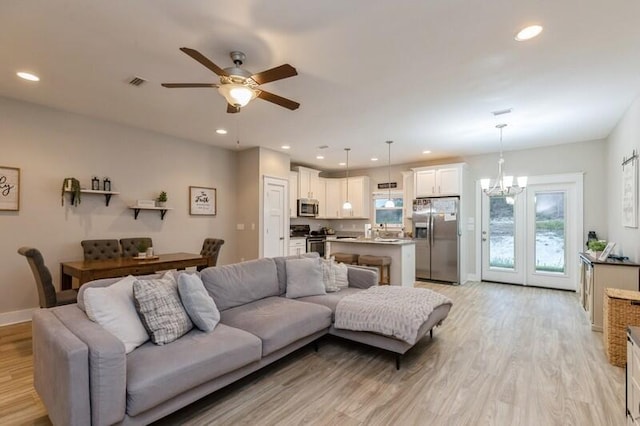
[0,166,20,211]
[189,186,216,216]
[622,150,638,228]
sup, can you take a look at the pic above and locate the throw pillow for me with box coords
[334,261,349,288]
[133,272,193,345]
[83,275,149,354]
[321,258,339,292]
[178,273,220,332]
[285,257,326,298]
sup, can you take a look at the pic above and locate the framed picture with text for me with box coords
[0,166,20,211]
[189,186,216,216]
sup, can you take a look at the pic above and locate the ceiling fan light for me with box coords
[218,84,255,107]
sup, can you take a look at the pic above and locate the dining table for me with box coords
[60,252,210,290]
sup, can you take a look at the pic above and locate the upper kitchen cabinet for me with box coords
[413,164,464,197]
[289,171,298,218]
[341,176,371,219]
[293,166,321,199]
[323,178,342,219]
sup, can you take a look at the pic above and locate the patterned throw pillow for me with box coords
[133,272,193,345]
[321,257,339,292]
[334,261,349,288]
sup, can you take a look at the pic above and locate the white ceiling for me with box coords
[1,1,639,170]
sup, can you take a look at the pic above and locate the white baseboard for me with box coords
[463,273,480,284]
[0,308,36,326]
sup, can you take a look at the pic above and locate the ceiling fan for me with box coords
[162,48,300,113]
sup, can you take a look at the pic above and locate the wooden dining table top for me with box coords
[61,252,207,271]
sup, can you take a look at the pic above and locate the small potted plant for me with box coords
[156,191,168,208]
[588,240,607,258]
[61,177,81,206]
[137,241,149,258]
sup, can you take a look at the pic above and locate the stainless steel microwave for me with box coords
[297,198,319,217]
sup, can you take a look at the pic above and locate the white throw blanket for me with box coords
[334,286,453,344]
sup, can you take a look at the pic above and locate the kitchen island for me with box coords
[326,238,416,287]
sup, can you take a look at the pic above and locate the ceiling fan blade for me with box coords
[161,83,219,88]
[227,104,240,114]
[180,47,229,77]
[250,64,297,85]
[256,90,300,110]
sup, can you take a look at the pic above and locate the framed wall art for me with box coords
[189,186,216,216]
[0,166,20,211]
[622,150,638,228]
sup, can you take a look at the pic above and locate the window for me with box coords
[373,192,404,227]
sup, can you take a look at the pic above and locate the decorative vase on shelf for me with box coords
[156,202,166,208]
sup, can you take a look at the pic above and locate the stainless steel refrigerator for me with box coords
[412,197,460,283]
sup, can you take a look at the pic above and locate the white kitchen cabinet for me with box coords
[314,177,325,216]
[341,176,370,218]
[413,165,461,197]
[288,238,307,256]
[293,166,321,199]
[289,171,298,218]
[323,178,343,219]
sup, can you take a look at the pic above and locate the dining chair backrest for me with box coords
[17,247,58,308]
[120,237,153,257]
[199,238,225,271]
[81,239,121,261]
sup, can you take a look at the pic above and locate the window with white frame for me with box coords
[373,191,404,228]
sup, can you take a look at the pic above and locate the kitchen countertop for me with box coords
[327,237,415,246]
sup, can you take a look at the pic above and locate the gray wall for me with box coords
[606,95,640,260]
[0,96,237,322]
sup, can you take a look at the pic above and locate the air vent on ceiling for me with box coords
[128,76,147,87]
[492,108,512,116]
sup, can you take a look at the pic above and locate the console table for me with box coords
[60,252,209,290]
[579,252,640,332]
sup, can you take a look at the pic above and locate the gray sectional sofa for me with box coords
[32,253,450,426]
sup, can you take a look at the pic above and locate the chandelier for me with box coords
[480,124,527,203]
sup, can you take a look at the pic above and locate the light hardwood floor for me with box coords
[0,281,627,425]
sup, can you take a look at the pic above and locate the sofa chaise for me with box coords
[32,253,451,425]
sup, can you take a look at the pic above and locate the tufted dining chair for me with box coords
[17,247,78,308]
[81,239,121,261]
[199,238,225,271]
[120,237,153,258]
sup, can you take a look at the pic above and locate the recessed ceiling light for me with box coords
[515,25,543,41]
[339,162,346,166]
[215,129,227,135]
[281,145,291,150]
[16,71,40,82]
[423,150,431,154]
[316,155,324,160]
[371,158,378,161]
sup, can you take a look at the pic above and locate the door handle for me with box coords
[482,238,487,241]
[280,237,284,240]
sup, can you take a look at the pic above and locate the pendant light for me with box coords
[384,140,395,208]
[342,148,352,210]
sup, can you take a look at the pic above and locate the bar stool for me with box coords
[332,253,359,265]
[358,255,392,285]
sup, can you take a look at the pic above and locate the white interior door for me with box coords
[481,173,583,290]
[263,177,287,258]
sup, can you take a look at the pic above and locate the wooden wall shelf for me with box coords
[128,206,173,220]
[65,189,120,206]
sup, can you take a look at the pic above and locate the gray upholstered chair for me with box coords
[199,238,225,271]
[120,237,153,257]
[81,239,121,261]
[17,247,78,308]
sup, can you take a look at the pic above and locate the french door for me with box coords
[481,174,583,290]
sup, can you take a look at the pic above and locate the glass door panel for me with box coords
[534,191,566,274]
[489,196,515,270]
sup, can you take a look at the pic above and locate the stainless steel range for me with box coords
[290,224,326,257]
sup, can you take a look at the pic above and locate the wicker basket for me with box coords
[604,288,640,367]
